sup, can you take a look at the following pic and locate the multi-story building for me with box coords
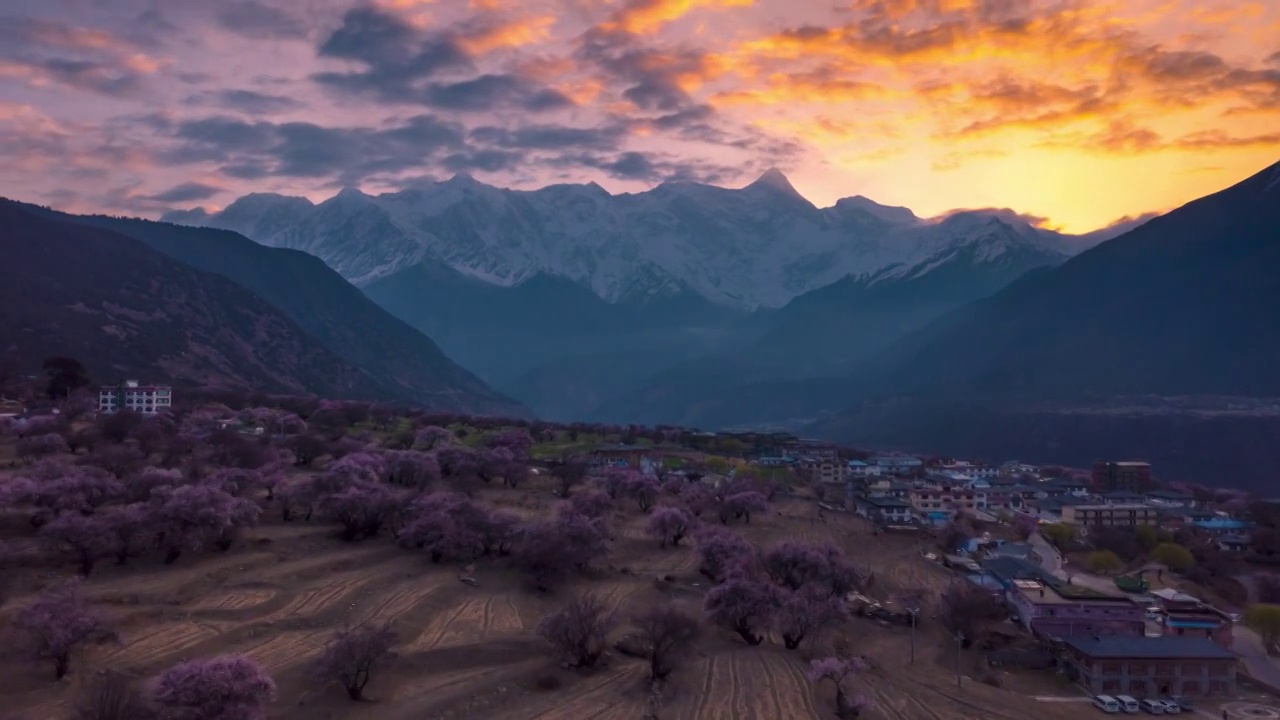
[1061,636,1237,697]
[909,487,984,516]
[98,380,172,415]
[846,460,881,477]
[1042,477,1090,496]
[853,495,916,525]
[938,460,999,478]
[1091,461,1153,492]
[1006,579,1145,639]
[1143,490,1196,508]
[859,478,911,500]
[785,439,839,460]
[1061,504,1160,528]
[1148,589,1234,649]
[805,458,847,484]
[872,455,923,474]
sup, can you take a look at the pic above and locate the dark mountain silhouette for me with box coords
[805,159,1280,489]
[845,158,1280,401]
[1,199,526,416]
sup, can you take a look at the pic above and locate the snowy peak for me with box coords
[834,195,920,226]
[745,168,802,196]
[165,174,1103,309]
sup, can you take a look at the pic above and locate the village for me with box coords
[583,434,1280,717]
[4,382,1280,719]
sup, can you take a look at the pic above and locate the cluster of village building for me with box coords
[785,443,1246,699]
[589,437,1252,700]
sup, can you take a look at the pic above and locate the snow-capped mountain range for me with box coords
[162,169,1125,309]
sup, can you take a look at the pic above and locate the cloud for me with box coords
[1172,129,1280,149]
[214,1,309,40]
[185,89,306,115]
[147,181,225,203]
[469,123,627,150]
[315,7,473,84]
[165,114,468,184]
[3,0,1279,233]
[1037,122,1280,155]
[1090,121,1163,154]
[418,74,573,112]
[575,30,731,112]
[553,149,735,183]
[725,0,1280,149]
[0,16,161,96]
[311,6,569,111]
[454,14,556,54]
[597,0,754,36]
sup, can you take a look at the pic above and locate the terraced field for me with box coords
[0,481,1104,720]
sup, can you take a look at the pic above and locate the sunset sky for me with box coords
[2,0,1278,233]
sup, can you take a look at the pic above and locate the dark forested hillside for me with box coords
[8,201,526,416]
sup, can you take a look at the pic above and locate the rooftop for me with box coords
[1144,490,1193,499]
[1065,503,1157,511]
[1064,635,1233,660]
[1151,588,1200,604]
[1010,579,1127,604]
[860,495,912,508]
[981,556,1056,584]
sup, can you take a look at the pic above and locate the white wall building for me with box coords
[99,380,172,415]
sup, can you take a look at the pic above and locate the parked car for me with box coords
[1138,698,1165,714]
[1115,695,1141,713]
[1169,696,1193,711]
[1155,699,1180,713]
[1093,695,1121,713]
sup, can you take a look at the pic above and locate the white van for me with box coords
[1115,695,1141,713]
[1093,695,1121,713]
[1139,699,1166,714]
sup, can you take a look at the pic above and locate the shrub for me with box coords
[314,622,397,701]
[151,655,276,720]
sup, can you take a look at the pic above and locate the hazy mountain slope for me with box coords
[0,200,402,399]
[797,159,1280,489]
[8,201,527,416]
[363,259,743,407]
[586,217,1069,425]
[843,159,1280,402]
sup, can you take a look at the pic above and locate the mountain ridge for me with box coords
[0,201,406,401]
[4,198,528,417]
[162,169,1106,310]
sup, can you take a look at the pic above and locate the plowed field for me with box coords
[0,479,1099,720]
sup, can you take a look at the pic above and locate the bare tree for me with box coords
[536,593,617,669]
[632,604,701,681]
[71,671,155,720]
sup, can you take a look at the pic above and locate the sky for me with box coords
[1,0,1278,233]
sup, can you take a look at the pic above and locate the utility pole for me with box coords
[955,631,965,690]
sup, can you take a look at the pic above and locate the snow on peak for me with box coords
[748,168,797,193]
[166,176,1091,309]
[834,195,920,226]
